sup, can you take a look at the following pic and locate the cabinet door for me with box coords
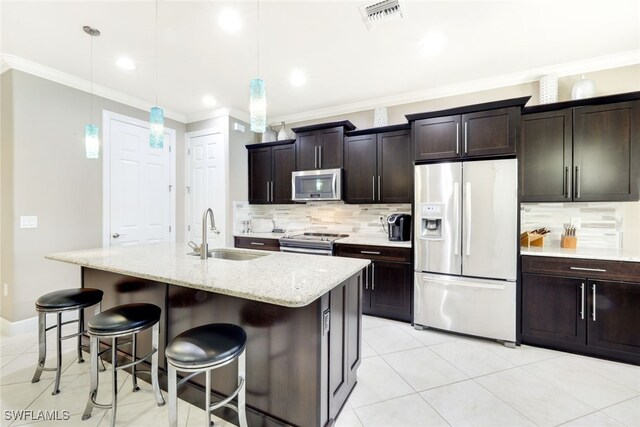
[522,274,586,348]
[318,127,345,169]
[248,146,271,204]
[462,107,517,158]
[344,134,377,203]
[296,131,319,170]
[413,115,461,161]
[378,130,412,203]
[573,101,640,201]
[272,144,295,204]
[520,110,573,202]
[587,280,640,356]
[369,261,412,322]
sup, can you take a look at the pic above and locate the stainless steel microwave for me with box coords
[292,168,342,202]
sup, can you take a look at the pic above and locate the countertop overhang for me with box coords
[47,242,370,307]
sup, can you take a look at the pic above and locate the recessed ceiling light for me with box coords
[202,95,217,107]
[420,31,445,57]
[290,69,307,87]
[116,57,136,71]
[219,8,242,33]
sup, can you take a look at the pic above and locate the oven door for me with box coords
[292,169,342,201]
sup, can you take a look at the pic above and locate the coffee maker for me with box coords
[387,214,412,242]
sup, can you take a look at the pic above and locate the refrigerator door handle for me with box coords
[465,181,471,256]
[454,182,460,255]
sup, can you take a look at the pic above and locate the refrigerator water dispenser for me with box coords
[420,203,444,239]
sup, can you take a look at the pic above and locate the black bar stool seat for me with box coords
[82,303,165,427]
[31,288,103,395]
[166,323,248,427]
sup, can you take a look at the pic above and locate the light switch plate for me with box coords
[20,216,38,228]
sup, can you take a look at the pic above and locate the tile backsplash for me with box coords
[521,202,624,249]
[233,201,412,237]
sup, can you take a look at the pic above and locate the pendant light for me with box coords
[83,26,100,159]
[249,0,266,133]
[149,0,164,148]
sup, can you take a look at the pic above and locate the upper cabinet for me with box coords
[291,121,355,170]
[247,140,296,204]
[520,93,640,202]
[407,97,529,162]
[344,125,412,204]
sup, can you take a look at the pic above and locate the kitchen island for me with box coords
[47,243,369,427]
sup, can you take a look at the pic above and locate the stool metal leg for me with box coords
[205,370,212,427]
[77,308,85,363]
[31,311,47,384]
[111,337,118,427]
[168,364,178,427]
[238,350,248,427]
[131,333,140,392]
[82,336,99,421]
[52,312,63,395]
[151,323,165,406]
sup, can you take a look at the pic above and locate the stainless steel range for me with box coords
[279,232,348,256]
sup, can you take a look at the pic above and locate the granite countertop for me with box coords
[46,242,370,308]
[521,246,640,263]
[234,232,412,248]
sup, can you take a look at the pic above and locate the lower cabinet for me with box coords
[521,256,640,365]
[234,236,280,251]
[335,244,412,322]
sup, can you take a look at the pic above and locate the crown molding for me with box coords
[186,106,250,124]
[268,50,640,125]
[0,54,186,123]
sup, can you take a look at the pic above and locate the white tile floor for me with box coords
[1,316,639,427]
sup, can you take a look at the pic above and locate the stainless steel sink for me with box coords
[187,249,269,261]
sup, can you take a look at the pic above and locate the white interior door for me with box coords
[186,128,226,248]
[104,111,176,247]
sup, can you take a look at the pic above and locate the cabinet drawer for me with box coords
[335,244,411,263]
[234,236,280,252]
[521,256,640,282]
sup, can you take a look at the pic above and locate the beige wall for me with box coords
[0,70,186,322]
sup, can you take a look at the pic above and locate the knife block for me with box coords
[520,232,544,248]
[561,236,577,249]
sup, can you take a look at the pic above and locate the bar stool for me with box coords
[82,303,165,426]
[165,323,248,427]
[31,288,103,395]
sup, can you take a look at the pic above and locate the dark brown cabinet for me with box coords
[234,236,280,251]
[412,107,519,161]
[344,128,412,204]
[521,255,640,365]
[520,98,640,202]
[335,244,412,322]
[291,121,355,170]
[247,140,295,204]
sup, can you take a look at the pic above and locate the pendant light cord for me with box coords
[155,0,159,106]
[90,31,93,124]
[256,0,260,79]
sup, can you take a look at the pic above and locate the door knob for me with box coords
[112,233,120,239]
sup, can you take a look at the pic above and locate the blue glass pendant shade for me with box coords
[85,124,100,159]
[249,78,266,133]
[149,106,164,148]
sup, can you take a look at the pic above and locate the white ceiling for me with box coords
[2,0,639,124]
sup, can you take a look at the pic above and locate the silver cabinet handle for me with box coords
[464,122,468,154]
[371,263,375,290]
[456,123,460,154]
[250,242,265,246]
[565,167,570,199]
[319,146,322,168]
[372,176,376,201]
[580,283,585,320]
[570,267,606,272]
[112,233,120,239]
[364,265,368,290]
[575,166,581,199]
[314,146,318,168]
[591,283,596,321]
[266,182,270,202]
[360,250,381,255]
[377,176,381,201]
[270,181,274,202]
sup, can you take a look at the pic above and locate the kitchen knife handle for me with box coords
[565,167,570,199]
[456,123,460,154]
[591,283,596,321]
[580,283,585,320]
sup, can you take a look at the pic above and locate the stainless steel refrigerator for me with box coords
[414,159,517,344]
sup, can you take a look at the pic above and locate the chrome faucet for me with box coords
[200,208,220,259]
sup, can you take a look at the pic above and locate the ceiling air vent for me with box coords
[360,0,405,29]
